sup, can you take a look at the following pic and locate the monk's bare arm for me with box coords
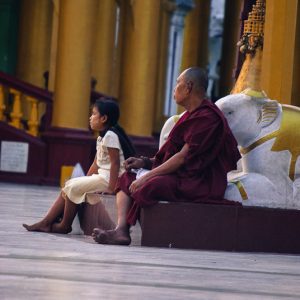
[86,155,98,176]
[147,143,189,178]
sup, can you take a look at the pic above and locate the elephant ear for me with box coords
[257,99,280,128]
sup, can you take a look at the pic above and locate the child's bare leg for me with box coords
[23,193,65,232]
[52,197,78,234]
[92,191,131,245]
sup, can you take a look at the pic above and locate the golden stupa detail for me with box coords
[231,0,266,95]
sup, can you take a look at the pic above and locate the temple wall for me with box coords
[0,0,299,136]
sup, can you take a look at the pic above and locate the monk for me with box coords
[92,67,241,245]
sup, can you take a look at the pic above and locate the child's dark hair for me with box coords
[94,98,120,127]
[94,98,136,159]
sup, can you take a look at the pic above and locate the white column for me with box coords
[164,0,194,116]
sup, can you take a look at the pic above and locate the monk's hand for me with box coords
[129,177,147,193]
[124,157,144,171]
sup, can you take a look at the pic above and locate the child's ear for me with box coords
[101,114,108,123]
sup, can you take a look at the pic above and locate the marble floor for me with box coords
[1,182,300,299]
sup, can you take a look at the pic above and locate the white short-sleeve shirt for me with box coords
[96,130,125,182]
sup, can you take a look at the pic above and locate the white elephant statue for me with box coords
[160,90,300,209]
[215,90,300,209]
[159,113,185,148]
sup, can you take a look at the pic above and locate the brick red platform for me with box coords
[140,202,300,254]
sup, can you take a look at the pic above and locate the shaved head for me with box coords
[182,67,208,94]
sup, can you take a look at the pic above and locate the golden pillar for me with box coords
[181,0,210,71]
[52,0,98,130]
[16,0,52,88]
[48,0,60,92]
[9,89,22,129]
[153,2,172,133]
[92,0,117,96]
[16,0,52,121]
[119,0,161,136]
[109,0,126,99]
[292,4,300,107]
[261,0,300,106]
[219,0,243,97]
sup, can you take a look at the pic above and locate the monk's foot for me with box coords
[22,221,51,233]
[51,222,72,234]
[92,227,131,246]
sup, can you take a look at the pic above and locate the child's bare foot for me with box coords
[22,221,51,232]
[51,222,72,234]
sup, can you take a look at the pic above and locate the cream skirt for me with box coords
[62,174,109,205]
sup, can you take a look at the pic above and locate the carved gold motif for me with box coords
[230,180,248,200]
[0,85,6,121]
[240,129,279,155]
[240,105,300,181]
[9,89,23,129]
[237,0,265,54]
[232,0,266,93]
[242,88,267,98]
[271,106,300,180]
[26,96,39,137]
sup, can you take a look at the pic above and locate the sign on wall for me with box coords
[0,141,29,173]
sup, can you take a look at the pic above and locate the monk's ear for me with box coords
[186,81,193,93]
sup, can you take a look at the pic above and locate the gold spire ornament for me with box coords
[231,0,266,95]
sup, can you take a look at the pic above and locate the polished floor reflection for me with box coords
[1,182,300,299]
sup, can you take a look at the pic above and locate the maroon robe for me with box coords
[117,99,241,225]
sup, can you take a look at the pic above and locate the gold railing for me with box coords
[0,84,47,137]
[0,71,53,137]
[0,71,114,137]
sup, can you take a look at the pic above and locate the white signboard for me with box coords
[0,141,29,173]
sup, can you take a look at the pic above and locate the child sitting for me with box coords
[23,98,135,234]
